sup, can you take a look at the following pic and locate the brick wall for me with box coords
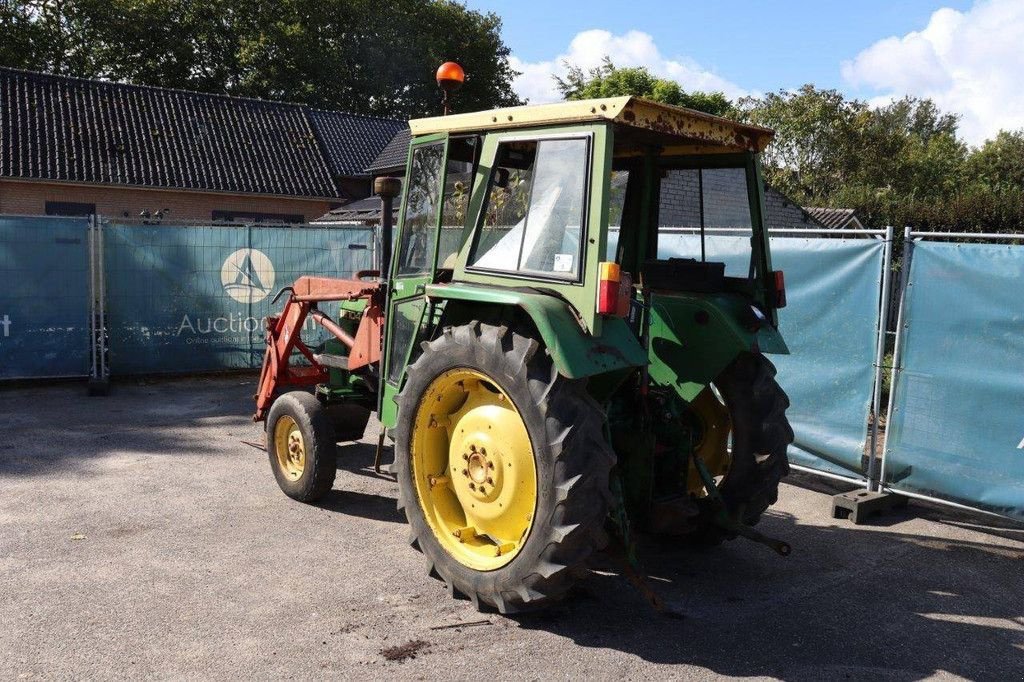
[0,179,335,222]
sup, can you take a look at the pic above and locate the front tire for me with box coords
[267,391,337,502]
[394,322,614,613]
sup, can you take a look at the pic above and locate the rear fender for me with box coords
[425,283,647,379]
[647,292,788,402]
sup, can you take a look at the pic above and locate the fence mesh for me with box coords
[0,216,92,379]
[101,221,374,374]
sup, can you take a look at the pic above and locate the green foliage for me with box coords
[0,0,522,118]
[739,85,1024,233]
[555,58,733,117]
[967,130,1024,193]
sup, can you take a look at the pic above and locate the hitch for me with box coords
[692,453,792,557]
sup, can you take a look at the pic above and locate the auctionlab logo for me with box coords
[221,249,275,304]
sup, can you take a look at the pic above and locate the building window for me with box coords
[46,201,96,217]
[211,210,305,224]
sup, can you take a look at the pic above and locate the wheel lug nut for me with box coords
[487,477,493,485]
[468,483,476,490]
[480,447,486,455]
[462,469,469,477]
[469,444,476,452]
[462,453,469,461]
[487,462,495,469]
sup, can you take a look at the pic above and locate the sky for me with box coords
[464,0,1024,145]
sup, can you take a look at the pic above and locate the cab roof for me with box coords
[408,96,774,153]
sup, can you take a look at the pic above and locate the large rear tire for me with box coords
[394,322,614,613]
[691,353,793,543]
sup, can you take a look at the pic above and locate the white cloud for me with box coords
[842,0,1024,145]
[509,29,750,105]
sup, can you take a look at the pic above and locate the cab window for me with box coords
[396,142,445,276]
[470,137,589,280]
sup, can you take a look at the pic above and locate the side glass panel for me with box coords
[605,169,630,261]
[470,137,589,280]
[657,167,755,279]
[386,298,426,384]
[437,137,479,270]
[396,143,445,276]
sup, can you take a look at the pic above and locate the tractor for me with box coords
[253,93,794,613]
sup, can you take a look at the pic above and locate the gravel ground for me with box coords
[2,376,1022,681]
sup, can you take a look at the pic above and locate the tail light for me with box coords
[597,262,621,315]
[772,270,787,308]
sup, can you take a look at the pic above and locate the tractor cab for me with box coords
[381,97,787,420]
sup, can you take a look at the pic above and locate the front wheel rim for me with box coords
[274,415,306,481]
[411,368,538,571]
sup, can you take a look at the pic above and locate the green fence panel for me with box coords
[103,223,374,374]
[0,216,91,379]
[656,234,885,478]
[885,241,1024,519]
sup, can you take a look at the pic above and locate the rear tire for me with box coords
[394,322,614,613]
[267,392,337,502]
[692,353,793,543]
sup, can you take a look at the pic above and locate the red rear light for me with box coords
[773,270,787,308]
[597,262,620,315]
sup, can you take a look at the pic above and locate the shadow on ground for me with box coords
[321,439,1024,679]
[508,509,1024,680]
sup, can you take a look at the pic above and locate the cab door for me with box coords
[378,134,449,424]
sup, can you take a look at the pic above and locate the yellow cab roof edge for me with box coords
[408,96,774,152]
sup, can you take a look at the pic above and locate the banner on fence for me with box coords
[656,233,885,478]
[884,241,1024,519]
[0,216,91,379]
[103,223,375,374]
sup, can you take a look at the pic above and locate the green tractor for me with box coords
[254,95,794,613]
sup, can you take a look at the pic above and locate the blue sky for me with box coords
[463,0,1021,144]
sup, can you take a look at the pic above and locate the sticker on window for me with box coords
[553,254,574,272]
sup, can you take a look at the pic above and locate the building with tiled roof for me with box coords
[363,128,411,176]
[804,207,864,230]
[0,68,404,222]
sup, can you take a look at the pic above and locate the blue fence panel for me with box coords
[657,234,885,478]
[885,241,1024,520]
[103,223,374,374]
[0,216,91,379]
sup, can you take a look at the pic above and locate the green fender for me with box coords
[424,282,648,378]
[647,291,789,402]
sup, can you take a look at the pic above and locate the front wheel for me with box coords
[266,391,337,502]
[394,322,614,613]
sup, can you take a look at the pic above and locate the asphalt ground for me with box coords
[2,376,1023,680]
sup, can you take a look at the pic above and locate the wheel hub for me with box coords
[460,446,500,499]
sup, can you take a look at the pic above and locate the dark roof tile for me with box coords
[364,127,411,174]
[0,68,403,198]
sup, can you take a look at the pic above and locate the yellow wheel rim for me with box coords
[411,368,538,571]
[685,386,732,497]
[274,415,306,481]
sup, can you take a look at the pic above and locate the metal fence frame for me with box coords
[877,228,1024,520]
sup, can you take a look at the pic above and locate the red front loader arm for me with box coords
[253,274,383,422]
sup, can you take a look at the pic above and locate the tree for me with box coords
[555,58,734,117]
[738,86,968,205]
[967,130,1024,193]
[0,0,521,118]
